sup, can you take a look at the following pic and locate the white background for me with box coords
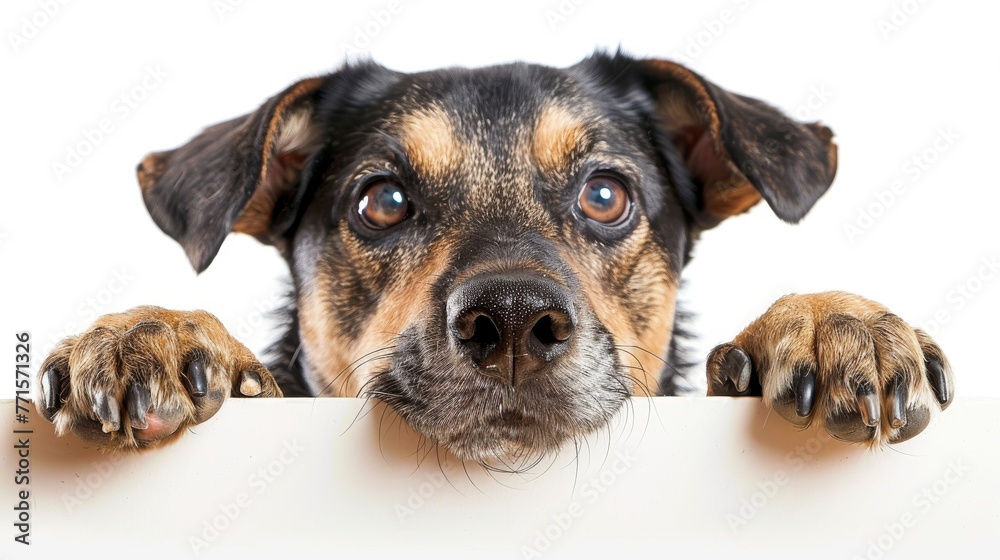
[3,0,998,400]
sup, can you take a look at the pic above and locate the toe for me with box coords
[826,407,878,443]
[888,404,931,443]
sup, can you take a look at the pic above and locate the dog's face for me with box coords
[137,53,837,465]
[294,61,689,463]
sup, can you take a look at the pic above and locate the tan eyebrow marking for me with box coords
[532,103,588,172]
[398,106,463,178]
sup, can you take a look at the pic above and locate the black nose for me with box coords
[447,273,577,387]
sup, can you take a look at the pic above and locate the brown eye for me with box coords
[578,176,630,225]
[358,181,409,229]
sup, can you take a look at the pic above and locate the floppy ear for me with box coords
[136,76,328,272]
[638,59,837,230]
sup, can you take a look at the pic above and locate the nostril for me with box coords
[529,313,573,348]
[530,315,558,347]
[470,315,501,346]
[456,313,501,347]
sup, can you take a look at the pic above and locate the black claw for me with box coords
[127,384,151,430]
[41,368,62,413]
[926,360,951,406]
[723,346,752,393]
[795,368,816,417]
[185,360,208,397]
[856,381,879,428]
[92,391,121,433]
[889,377,907,429]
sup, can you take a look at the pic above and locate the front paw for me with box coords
[35,306,282,452]
[707,292,953,445]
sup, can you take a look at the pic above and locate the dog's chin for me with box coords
[368,371,632,467]
[433,412,574,468]
[403,406,584,468]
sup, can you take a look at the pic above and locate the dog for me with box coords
[35,51,954,466]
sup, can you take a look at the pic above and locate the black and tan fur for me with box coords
[36,52,953,464]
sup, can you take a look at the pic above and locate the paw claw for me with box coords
[856,382,880,428]
[795,368,815,417]
[888,377,907,429]
[127,384,151,430]
[926,360,950,406]
[719,346,752,393]
[239,370,262,397]
[185,360,208,397]
[93,391,121,433]
[41,368,62,413]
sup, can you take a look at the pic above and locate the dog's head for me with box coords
[137,52,836,465]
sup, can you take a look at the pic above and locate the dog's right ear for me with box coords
[136,76,328,273]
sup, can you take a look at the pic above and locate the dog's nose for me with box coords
[447,273,577,386]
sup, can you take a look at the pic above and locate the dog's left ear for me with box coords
[637,59,838,230]
[136,76,327,273]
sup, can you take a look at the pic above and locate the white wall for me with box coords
[3,0,998,398]
[5,397,996,558]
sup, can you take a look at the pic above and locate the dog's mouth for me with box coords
[365,310,635,467]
